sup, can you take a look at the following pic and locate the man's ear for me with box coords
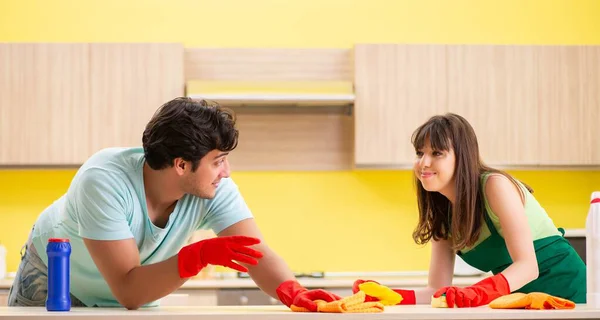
[173,158,187,175]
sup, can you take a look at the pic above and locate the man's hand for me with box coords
[433,273,510,308]
[276,280,342,312]
[178,235,263,278]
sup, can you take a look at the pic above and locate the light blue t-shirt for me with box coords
[31,147,253,307]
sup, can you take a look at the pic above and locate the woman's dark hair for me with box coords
[142,97,238,171]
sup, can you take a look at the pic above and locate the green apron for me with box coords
[457,212,587,303]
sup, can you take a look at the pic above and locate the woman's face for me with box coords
[414,138,456,197]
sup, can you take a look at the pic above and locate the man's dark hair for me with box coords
[142,97,238,171]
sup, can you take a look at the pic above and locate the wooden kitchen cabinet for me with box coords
[0,44,91,165]
[0,43,184,165]
[88,44,184,153]
[184,47,355,171]
[216,287,354,307]
[536,46,600,165]
[353,44,447,167]
[0,290,7,306]
[446,45,539,166]
[165,289,218,306]
[3,43,598,167]
[217,289,280,306]
[353,44,600,167]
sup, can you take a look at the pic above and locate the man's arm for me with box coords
[217,218,295,299]
[74,169,187,309]
[84,234,262,310]
[83,238,186,310]
[218,218,342,311]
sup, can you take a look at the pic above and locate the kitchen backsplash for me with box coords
[0,169,598,273]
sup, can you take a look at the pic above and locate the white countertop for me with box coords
[0,275,490,290]
[0,305,598,320]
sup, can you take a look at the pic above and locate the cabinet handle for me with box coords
[240,296,249,305]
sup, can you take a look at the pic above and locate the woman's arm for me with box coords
[414,238,456,304]
[484,174,539,290]
[433,174,540,308]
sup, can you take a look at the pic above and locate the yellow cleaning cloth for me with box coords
[290,291,385,313]
[358,281,404,306]
[489,293,575,310]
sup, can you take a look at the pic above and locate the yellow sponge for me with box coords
[358,281,404,306]
[431,294,455,308]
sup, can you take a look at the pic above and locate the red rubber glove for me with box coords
[276,280,342,312]
[433,273,510,308]
[352,279,416,305]
[177,236,263,278]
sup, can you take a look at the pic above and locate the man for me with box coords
[8,97,340,310]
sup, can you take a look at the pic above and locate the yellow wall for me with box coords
[1,0,600,273]
[1,0,600,47]
[1,170,599,273]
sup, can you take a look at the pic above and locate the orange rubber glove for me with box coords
[177,236,263,278]
[353,279,416,305]
[276,280,342,312]
[433,273,510,308]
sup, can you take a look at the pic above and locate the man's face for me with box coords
[181,149,231,199]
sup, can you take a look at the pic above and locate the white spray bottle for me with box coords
[0,242,6,280]
[586,191,600,307]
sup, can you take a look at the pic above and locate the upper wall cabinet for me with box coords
[184,48,355,171]
[88,44,184,152]
[354,44,600,168]
[536,46,600,165]
[354,44,447,167]
[446,45,539,166]
[0,44,90,165]
[0,43,184,165]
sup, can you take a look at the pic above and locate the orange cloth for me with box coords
[290,291,384,313]
[489,292,575,310]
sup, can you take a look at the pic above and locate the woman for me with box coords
[354,113,586,308]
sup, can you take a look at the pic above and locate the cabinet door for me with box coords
[537,46,600,165]
[354,44,447,167]
[229,110,353,170]
[447,45,539,166]
[0,44,90,165]
[0,290,7,306]
[170,289,218,306]
[321,288,353,298]
[186,290,218,306]
[88,44,184,153]
[217,289,281,306]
